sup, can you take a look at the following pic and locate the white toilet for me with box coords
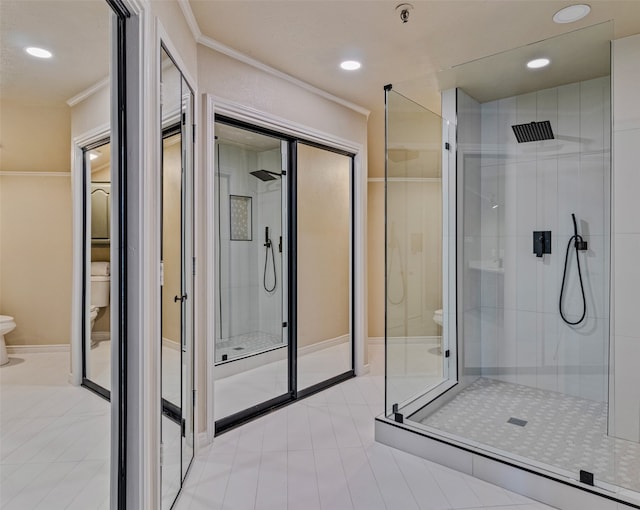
[90,262,110,344]
[433,309,443,327]
[0,315,17,366]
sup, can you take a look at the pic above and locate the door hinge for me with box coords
[160,442,164,466]
[282,322,288,328]
[445,142,451,151]
[445,349,450,358]
[160,261,164,286]
[193,389,196,407]
[192,257,196,276]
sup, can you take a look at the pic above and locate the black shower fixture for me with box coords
[512,121,555,143]
[559,213,588,325]
[250,169,282,182]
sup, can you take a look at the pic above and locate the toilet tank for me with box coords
[91,275,110,307]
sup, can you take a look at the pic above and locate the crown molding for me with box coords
[66,76,109,107]
[178,0,370,119]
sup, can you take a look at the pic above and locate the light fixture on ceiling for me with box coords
[89,151,101,160]
[25,46,53,59]
[527,58,551,69]
[553,4,591,24]
[340,60,361,71]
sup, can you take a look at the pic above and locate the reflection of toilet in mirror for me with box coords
[90,261,110,346]
[429,309,444,357]
[433,309,443,327]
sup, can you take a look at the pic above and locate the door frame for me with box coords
[204,94,367,441]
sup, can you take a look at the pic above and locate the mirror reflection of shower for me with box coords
[215,121,286,364]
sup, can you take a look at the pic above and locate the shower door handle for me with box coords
[174,293,187,303]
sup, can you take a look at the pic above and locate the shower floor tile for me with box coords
[419,377,640,494]
[216,331,283,362]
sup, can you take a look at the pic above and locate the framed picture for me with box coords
[230,195,252,241]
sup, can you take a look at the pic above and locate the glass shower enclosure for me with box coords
[383,22,640,505]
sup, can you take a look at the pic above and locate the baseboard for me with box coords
[162,337,181,351]
[6,344,70,354]
[369,336,442,345]
[298,334,350,356]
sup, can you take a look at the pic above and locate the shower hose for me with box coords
[559,214,587,325]
[263,235,276,293]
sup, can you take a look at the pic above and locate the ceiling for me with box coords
[1,1,639,114]
[0,0,110,106]
[189,0,640,113]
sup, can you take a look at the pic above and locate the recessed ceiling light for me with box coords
[340,60,361,71]
[527,58,551,69]
[553,4,591,24]
[25,46,53,59]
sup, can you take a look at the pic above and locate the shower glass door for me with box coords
[384,88,455,418]
[214,119,289,426]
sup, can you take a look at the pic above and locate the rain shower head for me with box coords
[512,121,555,143]
[250,169,281,182]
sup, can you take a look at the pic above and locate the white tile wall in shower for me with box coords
[474,75,611,402]
[613,129,640,235]
[611,34,640,443]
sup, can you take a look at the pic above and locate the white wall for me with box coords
[216,142,283,342]
[467,76,611,403]
[611,33,640,443]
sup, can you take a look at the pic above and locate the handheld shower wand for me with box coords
[559,213,587,325]
[263,226,277,293]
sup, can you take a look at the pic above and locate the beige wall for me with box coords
[0,101,71,173]
[297,144,351,348]
[0,101,72,346]
[161,136,182,344]
[367,181,385,338]
[0,175,72,345]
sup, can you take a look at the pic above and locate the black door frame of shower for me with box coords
[213,115,356,434]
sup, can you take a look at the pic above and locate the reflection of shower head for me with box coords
[250,169,281,182]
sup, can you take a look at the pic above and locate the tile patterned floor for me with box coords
[176,348,556,510]
[2,348,555,510]
[421,377,640,494]
[1,353,110,509]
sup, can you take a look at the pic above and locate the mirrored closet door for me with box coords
[160,45,195,510]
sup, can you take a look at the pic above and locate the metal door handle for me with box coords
[174,294,187,303]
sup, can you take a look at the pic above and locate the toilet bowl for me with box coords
[89,305,99,331]
[0,315,17,366]
[433,309,443,327]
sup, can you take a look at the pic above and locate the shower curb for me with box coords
[375,416,640,510]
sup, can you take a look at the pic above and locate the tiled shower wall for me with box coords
[217,143,283,340]
[470,76,611,403]
[612,33,640,443]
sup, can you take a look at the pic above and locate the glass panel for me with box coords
[160,47,183,510]
[405,22,633,497]
[214,121,288,420]
[385,89,450,416]
[86,140,112,392]
[296,143,352,391]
